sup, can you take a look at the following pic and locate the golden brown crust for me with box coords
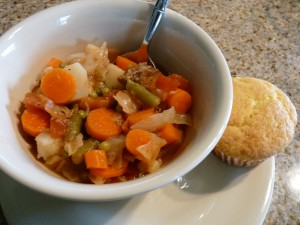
[214,77,297,166]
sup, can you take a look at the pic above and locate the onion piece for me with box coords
[174,114,192,126]
[113,91,138,114]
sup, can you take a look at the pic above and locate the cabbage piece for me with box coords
[138,159,162,173]
[174,114,193,126]
[89,175,106,184]
[35,131,63,160]
[136,133,167,162]
[66,52,86,64]
[64,133,84,156]
[131,107,176,132]
[83,43,109,79]
[44,155,64,170]
[113,91,138,114]
[23,93,75,119]
[131,107,192,132]
[105,135,126,168]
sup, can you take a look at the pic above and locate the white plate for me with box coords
[0,154,274,225]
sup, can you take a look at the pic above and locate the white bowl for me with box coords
[0,0,232,201]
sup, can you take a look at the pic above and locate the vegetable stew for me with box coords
[20,43,193,184]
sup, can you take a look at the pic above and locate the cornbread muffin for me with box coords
[214,77,297,167]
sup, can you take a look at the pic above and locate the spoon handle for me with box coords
[143,0,169,45]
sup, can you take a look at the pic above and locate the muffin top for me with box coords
[215,77,297,162]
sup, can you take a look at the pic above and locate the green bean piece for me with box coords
[71,139,100,165]
[64,113,84,142]
[126,80,160,107]
[99,141,110,151]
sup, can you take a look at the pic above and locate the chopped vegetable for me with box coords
[168,73,192,92]
[46,57,63,68]
[136,133,167,162]
[64,112,84,142]
[21,108,50,137]
[89,163,128,179]
[64,133,84,156]
[40,68,76,104]
[85,108,123,140]
[50,117,68,138]
[130,107,176,132]
[113,90,138,114]
[126,108,155,126]
[64,62,90,101]
[99,141,110,151]
[126,79,160,107]
[167,88,192,114]
[157,123,182,144]
[84,150,108,169]
[104,63,125,89]
[155,73,180,92]
[121,63,158,91]
[78,96,115,110]
[71,138,100,164]
[125,129,152,156]
[115,56,137,71]
[105,136,126,169]
[35,131,62,160]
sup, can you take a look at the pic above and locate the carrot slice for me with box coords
[46,57,63,68]
[167,88,192,114]
[21,108,50,137]
[40,68,76,104]
[115,56,137,72]
[157,124,182,144]
[126,129,152,156]
[155,73,180,92]
[89,162,128,179]
[85,108,123,141]
[126,108,155,127]
[168,73,192,92]
[84,150,108,169]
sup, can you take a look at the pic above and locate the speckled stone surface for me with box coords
[0,0,299,224]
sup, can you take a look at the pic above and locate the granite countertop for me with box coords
[0,0,299,224]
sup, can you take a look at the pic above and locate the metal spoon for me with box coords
[122,0,169,67]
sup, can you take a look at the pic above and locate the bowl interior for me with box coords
[0,0,232,201]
